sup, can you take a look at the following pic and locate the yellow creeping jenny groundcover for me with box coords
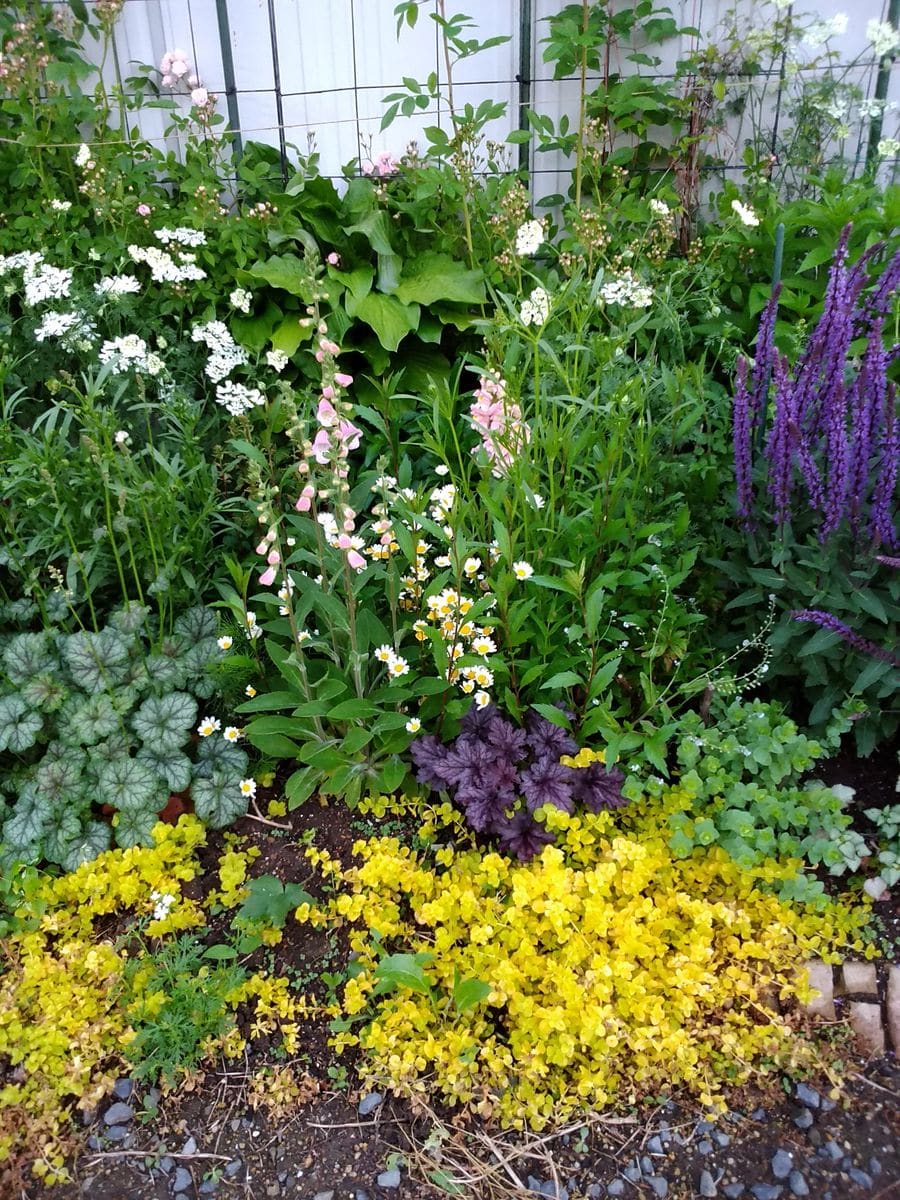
[310,791,872,1130]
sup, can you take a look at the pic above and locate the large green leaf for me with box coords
[137,747,193,793]
[0,696,42,753]
[348,293,419,351]
[248,254,314,300]
[394,252,485,306]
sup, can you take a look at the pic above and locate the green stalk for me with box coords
[574,0,589,208]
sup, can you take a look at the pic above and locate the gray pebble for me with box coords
[81,1178,95,1195]
[869,1158,882,1177]
[376,1167,401,1189]
[647,1135,665,1156]
[181,1136,197,1156]
[697,1120,715,1134]
[358,1092,383,1116]
[103,1102,133,1125]
[641,1155,654,1175]
[86,1137,102,1152]
[848,1169,873,1189]
[795,1083,820,1109]
[144,1087,161,1110]
[750,1187,782,1200]
[698,1139,714,1155]
[647,1178,668,1198]
[172,1167,193,1193]
[624,1163,642,1183]
[751,1107,767,1122]
[528,1177,542,1193]
[199,1182,218,1196]
[113,1078,133,1101]
[699,1169,718,1197]
[314,1193,335,1200]
[793,1108,813,1130]
[714,1132,731,1148]
[772,1150,793,1180]
[225,1160,243,1178]
[825,1140,843,1162]
[607,1182,625,1198]
[586,1187,601,1200]
[806,1128,823,1148]
[819,1096,836,1112]
[105,1125,129,1143]
[788,1171,808,1197]
[541,1184,568,1200]
[723,1186,745,1199]
[159,1157,174,1174]
[356,1192,371,1200]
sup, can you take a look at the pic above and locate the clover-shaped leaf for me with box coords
[192,770,248,828]
[96,757,163,814]
[132,692,197,751]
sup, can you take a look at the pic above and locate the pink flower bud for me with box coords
[295,495,311,512]
[137,203,152,216]
[321,384,335,400]
[259,566,277,587]
[317,397,338,427]
[347,550,366,571]
[334,372,353,387]
[343,519,355,533]
[337,534,352,550]
[190,87,209,106]
[267,550,280,565]
[255,541,268,556]
[315,350,324,363]
[326,252,340,265]
[161,73,176,88]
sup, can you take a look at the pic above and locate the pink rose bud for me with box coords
[259,566,277,587]
[171,59,189,77]
[161,73,176,88]
[137,203,152,216]
[190,87,209,106]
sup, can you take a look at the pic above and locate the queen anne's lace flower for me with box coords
[515,219,544,256]
[519,285,550,326]
[731,199,760,227]
[599,269,654,308]
[215,380,265,417]
[867,18,900,58]
[95,274,141,297]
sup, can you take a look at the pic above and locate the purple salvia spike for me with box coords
[846,321,887,533]
[790,609,900,666]
[765,351,797,528]
[820,377,849,542]
[733,355,754,523]
[869,384,898,549]
[749,283,780,429]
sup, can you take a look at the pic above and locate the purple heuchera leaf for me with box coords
[570,761,627,811]
[493,811,556,861]
[520,756,576,813]
[525,709,578,758]
[409,734,450,789]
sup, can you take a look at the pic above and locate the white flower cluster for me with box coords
[215,379,265,417]
[0,250,42,277]
[515,219,544,256]
[731,199,760,227]
[99,334,164,376]
[150,890,176,921]
[519,285,550,326]
[34,309,95,345]
[75,143,92,168]
[803,14,847,46]
[373,643,411,679]
[1,252,76,307]
[94,274,141,297]
[50,199,72,212]
[599,269,654,308]
[242,610,263,641]
[128,243,206,284]
[867,18,900,58]
[159,47,193,88]
[266,349,288,372]
[878,136,900,158]
[229,287,252,313]
[649,198,670,216]
[154,226,207,248]
[859,98,897,120]
[191,319,248,381]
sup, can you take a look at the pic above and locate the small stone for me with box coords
[528,1179,542,1194]
[806,1128,823,1148]
[81,1179,95,1195]
[199,1182,218,1196]
[586,1187,601,1200]
[647,1178,668,1198]
[87,1137,102,1152]
[105,1125,129,1143]
[377,1167,401,1189]
[793,1108,813,1130]
[751,1107,767,1122]
[358,1092,383,1116]
[265,1186,280,1199]
[697,1120,715,1134]
[869,1157,882,1177]
[795,1083,821,1109]
[849,1002,885,1054]
[624,1164,642,1183]
[723,1186,745,1200]
[848,1169,873,1189]
[172,1167,193,1193]
[356,1192,371,1200]
[750,1187,782,1200]
[641,1155,653,1175]
[842,961,878,994]
[803,960,835,1020]
[607,1182,625,1198]
[103,1102,133,1125]
[113,1078,133,1100]
[181,1136,197,1156]
[647,1136,665,1155]
[714,1132,731,1148]
[699,1169,718,1197]
[772,1150,793,1180]
[698,1139,714,1155]
[225,1160,243,1178]
[314,1193,335,1200]
[144,1087,161,1110]
[788,1171,808,1197]
[160,1158,174,1174]
[541,1184,568,1200]
[825,1141,843,1162]
[819,1096,836,1112]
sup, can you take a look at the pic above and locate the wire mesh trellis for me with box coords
[40,0,900,196]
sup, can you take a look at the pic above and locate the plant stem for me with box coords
[575,0,589,208]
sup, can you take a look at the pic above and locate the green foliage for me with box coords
[0,607,248,869]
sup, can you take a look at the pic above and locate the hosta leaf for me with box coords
[174,608,218,642]
[132,692,197,751]
[96,757,164,813]
[0,696,43,753]
[114,806,158,849]
[137,747,193,793]
[3,632,57,685]
[192,770,248,828]
[64,628,131,690]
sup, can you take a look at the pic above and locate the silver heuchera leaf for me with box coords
[64,628,131,691]
[96,757,163,813]
[63,693,120,746]
[109,603,151,636]
[194,736,248,778]
[114,806,158,849]
[192,771,248,828]
[2,631,57,685]
[58,821,112,871]
[0,695,43,753]
[174,607,218,643]
[137,747,192,793]
[132,692,198,751]
[2,785,52,860]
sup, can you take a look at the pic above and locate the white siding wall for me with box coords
[73,0,899,193]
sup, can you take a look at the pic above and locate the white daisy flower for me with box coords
[223,726,242,743]
[197,716,220,737]
[239,778,257,798]
[512,561,534,580]
[217,635,233,650]
[405,717,422,733]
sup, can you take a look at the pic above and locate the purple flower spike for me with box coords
[790,609,900,667]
